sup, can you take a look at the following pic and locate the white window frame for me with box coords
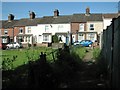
[19,28,23,34]
[89,24,94,30]
[4,29,8,35]
[45,25,49,32]
[88,33,95,40]
[79,24,84,31]
[43,35,49,41]
[2,38,7,43]
[27,27,31,33]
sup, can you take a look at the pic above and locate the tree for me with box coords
[52,34,59,43]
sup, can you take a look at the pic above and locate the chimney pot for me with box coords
[29,11,35,19]
[86,7,90,15]
[8,14,14,22]
[54,9,59,17]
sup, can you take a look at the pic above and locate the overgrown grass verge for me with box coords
[71,46,87,60]
[93,47,101,60]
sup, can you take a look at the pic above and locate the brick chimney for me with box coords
[86,7,90,16]
[54,9,59,17]
[29,11,35,19]
[8,14,14,22]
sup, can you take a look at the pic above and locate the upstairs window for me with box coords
[90,24,94,30]
[45,25,49,32]
[79,24,84,31]
[58,25,63,31]
[19,28,23,34]
[27,27,31,33]
[4,29,8,35]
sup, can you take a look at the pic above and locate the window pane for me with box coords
[43,35,49,41]
[4,30,8,34]
[90,24,94,30]
[19,28,23,33]
[45,26,49,32]
[90,24,94,27]
[79,24,84,31]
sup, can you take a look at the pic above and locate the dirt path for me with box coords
[83,48,93,62]
[74,62,108,88]
[72,48,109,88]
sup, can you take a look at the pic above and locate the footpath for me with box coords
[73,48,109,88]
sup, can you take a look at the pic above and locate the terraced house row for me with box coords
[0,8,119,47]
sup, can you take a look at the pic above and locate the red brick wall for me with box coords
[1,26,25,37]
[14,26,25,36]
[71,23,79,34]
[1,28,4,35]
[71,22,86,41]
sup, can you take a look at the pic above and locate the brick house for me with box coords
[71,7,103,44]
[12,12,41,47]
[1,7,120,47]
[0,14,18,44]
[29,9,72,46]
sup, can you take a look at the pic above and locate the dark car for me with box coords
[0,43,7,50]
[80,40,93,47]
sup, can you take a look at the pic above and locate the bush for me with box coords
[52,34,59,43]
[93,48,101,60]
[28,43,31,47]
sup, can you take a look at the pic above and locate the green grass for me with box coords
[93,47,101,60]
[1,47,55,70]
[1,46,87,70]
[71,46,87,60]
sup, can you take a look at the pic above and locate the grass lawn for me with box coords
[1,46,87,70]
[1,47,56,70]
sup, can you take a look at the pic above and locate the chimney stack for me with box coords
[86,7,90,16]
[54,9,59,17]
[8,14,14,22]
[29,11,35,19]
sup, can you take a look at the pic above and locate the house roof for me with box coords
[38,15,72,24]
[0,20,19,29]
[1,13,119,29]
[13,18,42,27]
[52,15,72,24]
[71,13,103,22]
[37,16,55,24]
[103,13,119,18]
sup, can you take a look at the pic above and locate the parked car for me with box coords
[6,42,23,49]
[73,41,80,46]
[80,40,93,47]
[0,43,7,50]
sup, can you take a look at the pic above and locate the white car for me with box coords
[73,41,80,46]
[6,42,22,49]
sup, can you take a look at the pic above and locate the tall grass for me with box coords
[93,48,101,60]
[71,46,87,60]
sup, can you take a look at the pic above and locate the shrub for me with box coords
[93,48,101,60]
[52,34,59,43]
